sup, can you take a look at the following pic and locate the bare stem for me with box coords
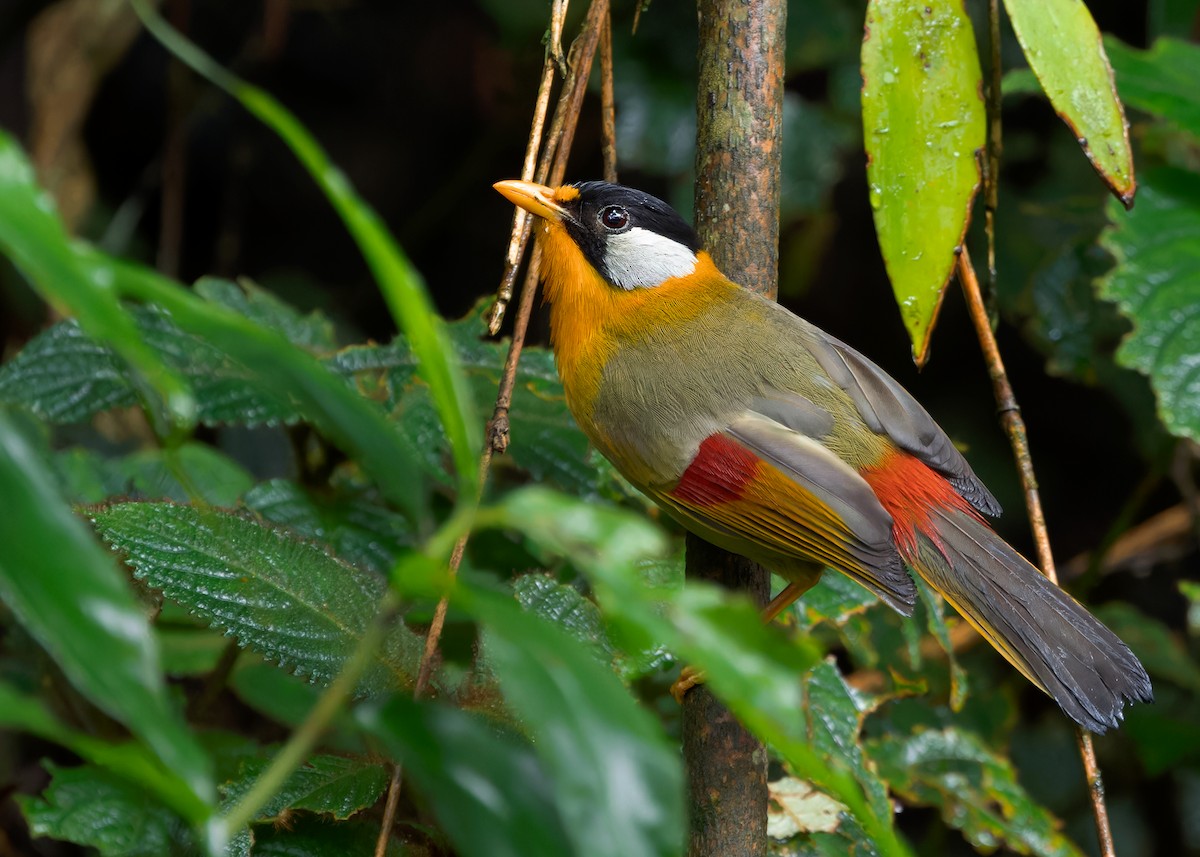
[957,248,1115,857]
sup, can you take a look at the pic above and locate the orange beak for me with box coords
[493,180,570,223]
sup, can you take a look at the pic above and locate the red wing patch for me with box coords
[859,450,979,555]
[670,434,761,507]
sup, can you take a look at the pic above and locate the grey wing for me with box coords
[804,325,1002,517]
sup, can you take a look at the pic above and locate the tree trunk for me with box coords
[684,1,787,855]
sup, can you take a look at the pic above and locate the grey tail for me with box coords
[908,507,1152,734]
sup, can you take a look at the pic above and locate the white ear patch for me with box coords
[602,227,698,289]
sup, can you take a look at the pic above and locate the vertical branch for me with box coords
[600,8,618,184]
[686,0,786,854]
[957,249,1116,857]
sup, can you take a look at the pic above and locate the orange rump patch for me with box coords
[860,451,977,555]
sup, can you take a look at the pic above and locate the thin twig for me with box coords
[549,0,570,77]
[983,0,1002,309]
[488,60,556,335]
[489,0,608,333]
[374,5,611,853]
[957,248,1115,857]
[600,9,618,184]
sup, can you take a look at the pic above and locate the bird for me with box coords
[493,178,1152,733]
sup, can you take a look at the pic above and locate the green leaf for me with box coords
[0,132,193,432]
[1094,602,1200,691]
[54,442,254,507]
[483,487,911,857]
[913,575,967,710]
[194,277,337,352]
[792,570,878,631]
[334,305,598,496]
[357,695,573,857]
[243,479,413,575]
[92,502,426,696]
[0,410,213,819]
[222,755,388,822]
[861,0,985,364]
[251,816,406,856]
[1003,0,1134,204]
[466,584,685,857]
[868,727,1084,857]
[131,0,480,501]
[18,763,197,857]
[512,573,614,666]
[157,625,232,676]
[802,661,891,823]
[230,659,364,752]
[1105,37,1200,139]
[1182,580,1200,636]
[1098,167,1200,441]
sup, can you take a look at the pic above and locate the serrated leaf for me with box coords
[1105,36,1200,139]
[0,411,213,819]
[223,755,388,822]
[92,502,426,696]
[861,0,985,364]
[0,307,299,426]
[1098,168,1200,441]
[242,479,413,575]
[1003,0,1134,203]
[357,695,573,857]
[792,571,878,631]
[18,763,197,857]
[868,727,1083,857]
[195,277,337,352]
[513,573,614,666]
[802,660,891,823]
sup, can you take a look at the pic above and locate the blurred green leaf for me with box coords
[92,502,426,696]
[230,659,364,752]
[357,695,573,857]
[157,625,231,676]
[0,409,213,819]
[1003,0,1135,202]
[861,0,985,363]
[18,763,196,857]
[913,576,968,710]
[54,442,254,507]
[131,0,480,501]
[1182,580,1200,636]
[868,727,1084,857]
[467,583,685,857]
[243,479,413,575]
[194,277,337,352]
[1106,37,1200,138]
[223,755,388,822]
[1094,602,1200,691]
[0,132,193,432]
[1098,167,1200,441]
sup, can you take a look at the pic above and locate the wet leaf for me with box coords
[1098,167,1200,441]
[242,479,414,575]
[54,442,254,507]
[868,727,1083,856]
[251,816,406,856]
[18,763,196,857]
[1003,0,1134,203]
[92,502,426,696]
[861,0,985,364]
[222,755,389,822]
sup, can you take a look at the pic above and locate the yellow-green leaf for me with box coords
[1004,0,1135,205]
[862,0,985,364]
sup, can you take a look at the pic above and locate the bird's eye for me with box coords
[599,205,629,230]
